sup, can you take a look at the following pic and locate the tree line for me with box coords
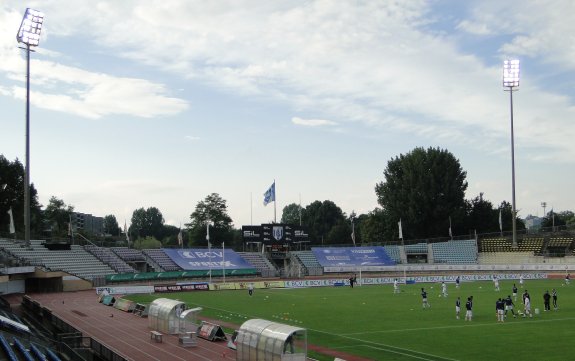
[2,148,574,249]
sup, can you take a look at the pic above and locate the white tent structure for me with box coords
[236,319,306,361]
[148,298,187,334]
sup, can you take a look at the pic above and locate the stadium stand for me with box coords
[0,333,18,361]
[291,251,323,276]
[84,244,136,273]
[478,251,532,265]
[237,252,278,277]
[12,337,35,361]
[431,239,477,264]
[480,238,512,252]
[142,249,181,271]
[0,239,115,280]
[404,243,428,254]
[384,245,402,264]
[547,237,574,248]
[517,238,544,254]
[111,247,146,262]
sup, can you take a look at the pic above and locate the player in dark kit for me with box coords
[543,290,551,311]
[421,288,430,309]
[496,298,505,322]
[465,297,473,321]
[512,284,518,301]
[505,295,517,318]
[552,289,558,310]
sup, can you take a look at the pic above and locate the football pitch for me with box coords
[127,279,575,360]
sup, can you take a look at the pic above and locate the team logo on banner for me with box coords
[273,226,284,241]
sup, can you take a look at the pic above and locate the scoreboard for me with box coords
[242,224,309,243]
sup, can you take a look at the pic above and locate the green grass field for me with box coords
[126,279,575,360]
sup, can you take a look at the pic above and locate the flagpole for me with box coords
[222,241,226,284]
[250,192,253,225]
[273,179,277,223]
[299,193,302,226]
[207,223,211,284]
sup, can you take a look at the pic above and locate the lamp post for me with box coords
[503,59,520,248]
[17,8,44,247]
[541,202,547,218]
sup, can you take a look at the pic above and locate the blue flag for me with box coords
[263,182,275,206]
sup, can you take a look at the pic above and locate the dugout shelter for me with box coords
[148,298,187,334]
[236,319,306,361]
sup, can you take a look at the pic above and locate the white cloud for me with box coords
[291,117,336,127]
[185,135,200,141]
[456,20,493,35]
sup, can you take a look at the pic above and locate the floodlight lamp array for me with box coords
[503,59,520,88]
[17,8,44,47]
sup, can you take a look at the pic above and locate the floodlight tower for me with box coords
[503,59,520,248]
[17,8,44,246]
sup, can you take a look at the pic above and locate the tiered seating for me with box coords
[84,245,135,273]
[237,252,278,277]
[0,239,115,279]
[518,238,544,254]
[291,251,323,276]
[547,237,574,248]
[431,239,477,264]
[111,247,146,262]
[404,243,427,254]
[480,238,512,252]
[142,249,181,271]
[383,245,402,263]
[478,252,532,264]
[0,333,18,361]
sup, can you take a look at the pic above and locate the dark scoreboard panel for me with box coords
[242,224,309,243]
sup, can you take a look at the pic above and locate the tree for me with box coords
[541,210,571,229]
[498,201,526,232]
[375,147,468,239]
[0,155,43,238]
[129,207,165,240]
[281,203,302,225]
[302,200,345,244]
[44,196,74,237]
[466,193,499,234]
[187,193,234,247]
[360,208,396,244]
[103,215,120,236]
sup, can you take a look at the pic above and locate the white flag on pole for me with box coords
[448,216,452,239]
[7,208,15,234]
[499,209,503,234]
[398,219,403,239]
[177,228,183,246]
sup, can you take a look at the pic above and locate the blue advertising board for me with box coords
[312,246,396,267]
[162,249,255,270]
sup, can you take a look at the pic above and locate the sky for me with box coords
[1,0,574,230]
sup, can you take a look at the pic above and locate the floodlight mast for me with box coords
[17,8,44,247]
[503,59,520,248]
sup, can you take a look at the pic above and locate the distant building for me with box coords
[72,212,104,236]
[524,215,542,231]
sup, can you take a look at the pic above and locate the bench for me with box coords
[150,330,163,343]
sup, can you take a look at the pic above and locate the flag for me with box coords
[124,221,130,244]
[263,181,275,206]
[7,208,15,234]
[351,226,356,246]
[448,216,452,239]
[398,219,403,239]
[206,223,211,247]
[177,228,183,246]
[68,214,73,238]
[498,209,502,233]
[552,208,555,229]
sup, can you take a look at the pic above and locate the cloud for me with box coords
[291,117,336,127]
[185,135,200,141]
[3,0,575,161]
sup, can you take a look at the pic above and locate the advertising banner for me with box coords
[312,246,395,267]
[154,283,209,293]
[163,248,255,270]
[95,286,154,295]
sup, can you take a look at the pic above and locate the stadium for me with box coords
[1,228,575,361]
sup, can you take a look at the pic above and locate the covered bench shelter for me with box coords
[148,298,187,334]
[236,319,306,361]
